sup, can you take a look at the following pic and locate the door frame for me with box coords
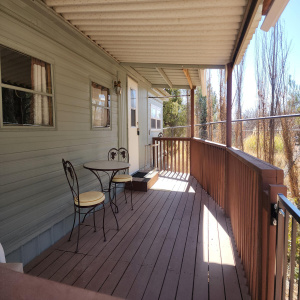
[127,76,139,174]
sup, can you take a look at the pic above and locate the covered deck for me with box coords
[24,173,249,300]
[0,1,293,300]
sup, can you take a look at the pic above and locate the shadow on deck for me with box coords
[24,172,250,300]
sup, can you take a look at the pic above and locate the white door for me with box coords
[127,77,139,174]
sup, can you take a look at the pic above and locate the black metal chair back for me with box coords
[62,159,79,205]
[118,147,129,163]
[108,148,118,161]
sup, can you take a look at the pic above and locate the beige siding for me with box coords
[138,83,149,169]
[0,0,152,264]
[148,97,163,144]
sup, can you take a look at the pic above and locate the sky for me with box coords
[210,0,300,113]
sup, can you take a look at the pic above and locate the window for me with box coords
[151,104,162,130]
[91,82,110,128]
[0,45,54,127]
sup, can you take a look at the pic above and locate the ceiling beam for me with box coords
[198,69,207,97]
[183,69,194,89]
[156,68,173,88]
[157,88,171,97]
[152,84,191,89]
[121,63,225,69]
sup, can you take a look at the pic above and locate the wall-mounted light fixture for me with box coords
[114,80,122,95]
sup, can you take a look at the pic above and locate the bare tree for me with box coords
[256,21,299,202]
[218,69,226,144]
[263,22,291,164]
[280,78,299,203]
[255,32,268,161]
[206,70,213,141]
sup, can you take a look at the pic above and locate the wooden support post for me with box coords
[226,63,233,147]
[225,63,233,216]
[191,88,194,138]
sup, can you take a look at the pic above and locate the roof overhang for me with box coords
[43,0,264,89]
[261,0,290,32]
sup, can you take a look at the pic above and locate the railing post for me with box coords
[225,63,233,216]
[226,62,233,147]
[262,184,287,300]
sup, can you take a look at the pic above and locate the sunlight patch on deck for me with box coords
[151,172,189,191]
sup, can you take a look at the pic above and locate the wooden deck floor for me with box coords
[25,173,250,300]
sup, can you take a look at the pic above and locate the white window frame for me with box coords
[90,81,111,130]
[150,104,162,131]
[0,45,55,130]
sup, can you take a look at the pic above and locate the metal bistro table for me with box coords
[83,160,130,230]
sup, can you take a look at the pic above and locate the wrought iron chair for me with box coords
[62,159,106,253]
[108,147,133,210]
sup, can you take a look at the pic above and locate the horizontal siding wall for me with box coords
[148,97,163,144]
[138,83,149,170]
[0,0,151,264]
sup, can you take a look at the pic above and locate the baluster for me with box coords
[171,140,173,173]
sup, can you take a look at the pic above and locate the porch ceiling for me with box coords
[44,0,262,88]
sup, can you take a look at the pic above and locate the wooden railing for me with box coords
[190,138,226,208]
[152,137,289,299]
[190,138,287,300]
[152,137,190,174]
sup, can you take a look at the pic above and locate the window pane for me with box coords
[151,118,156,129]
[91,83,109,107]
[131,109,136,127]
[157,109,162,119]
[131,89,136,108]
[2,87,53,126]
[91,82,110,128]
[157,119,161,129]
[92,106,110,127]
[0,45,52,94]
[151,106,156,118]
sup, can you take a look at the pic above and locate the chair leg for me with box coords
[93,208,96,232]
[76,209,80,253]
[124,184,127,203]
[131,181,133,210]
[114,184,118,212]
[69,208,76,242]
[110,200,119,231]
[103,204,106,242]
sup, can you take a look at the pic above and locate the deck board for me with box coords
[26,173,250,300]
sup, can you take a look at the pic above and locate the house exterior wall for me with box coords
[137,83,149,170]
[148,97,164,144]
[0,0,156,264]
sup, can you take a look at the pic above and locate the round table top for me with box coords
[83,160,130,171]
